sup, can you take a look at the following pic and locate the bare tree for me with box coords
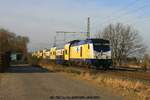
[0,28,29,62]
[0,29,11,52]
[97,23,147,66]
[15,36,29,60]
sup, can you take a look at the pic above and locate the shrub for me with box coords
[27,54,40,66]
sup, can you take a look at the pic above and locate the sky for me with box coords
[0,0,150,52]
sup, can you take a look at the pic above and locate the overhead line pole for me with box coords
[87,17,90,39]
[53,36,56,47]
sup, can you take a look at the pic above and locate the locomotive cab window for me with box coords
[93,43,110,52]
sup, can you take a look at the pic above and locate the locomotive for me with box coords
[32,38,112,69]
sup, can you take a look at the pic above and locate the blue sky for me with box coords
[0,0,150,52]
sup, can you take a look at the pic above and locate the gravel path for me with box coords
[0,66,123,100]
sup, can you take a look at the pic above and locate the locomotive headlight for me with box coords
[106,56,108,59]
[94,51,102,59]
[94,50,111,59]
[94,55,98,59]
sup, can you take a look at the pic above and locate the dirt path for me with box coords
[0,65,124,100]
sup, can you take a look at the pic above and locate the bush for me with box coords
[27,54,40,66]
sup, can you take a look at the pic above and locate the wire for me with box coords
[132,16,150,24]
[101,2,150,25]
[101,0,140,23]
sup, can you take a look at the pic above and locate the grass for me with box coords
[80,71,150,100]
[39,63,150,100]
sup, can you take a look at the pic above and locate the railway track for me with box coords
[96,69,150,83]
[62,65,150,83]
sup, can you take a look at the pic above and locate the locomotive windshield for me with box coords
[93,43,110,52]
[90,39,110,52]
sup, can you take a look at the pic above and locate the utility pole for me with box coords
[53,36,56,47]
[87,17,90,39]
[64,32,66,43]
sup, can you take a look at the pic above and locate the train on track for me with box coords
[32,38,112,69]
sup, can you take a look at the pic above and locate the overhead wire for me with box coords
[100,0,150,26]
[100,0,141,23]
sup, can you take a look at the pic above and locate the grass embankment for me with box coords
[39,63,150,100]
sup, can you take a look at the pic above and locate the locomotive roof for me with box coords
[69,38,109,46]
[89,38,109,43]
[68,40,80,44]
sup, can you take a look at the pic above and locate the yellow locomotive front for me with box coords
[64,39,112,69]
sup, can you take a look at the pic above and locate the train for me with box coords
[32,38,112,69]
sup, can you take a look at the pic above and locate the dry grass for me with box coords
[39,63,150,100]
[80,72,150,100]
